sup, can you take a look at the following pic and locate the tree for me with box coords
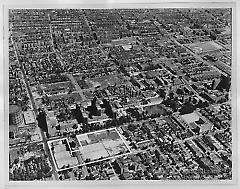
[210,32,217,40]
[169,92,174,99]
[158,88,166,99]
[162,98,178,112]
[93,32,98,40]
[216,74,231,92]
[179,101,195,115]
[69,141,76,148]
[128,124,137,131]
[13,158,19,164]
[176,88,184,95]
[37,85,43,95]
[72,124,78,130]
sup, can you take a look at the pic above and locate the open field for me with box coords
[42,81,76,95]
[73,75,93,89]
[185,41,223,54]
[49,92,82,103]
[181,112,200,124]
[90,74,126,88]
[76,128,130,162]
[48,139,79,170]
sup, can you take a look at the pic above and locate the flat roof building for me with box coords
[9,104,23,125]
[23,110,36,125]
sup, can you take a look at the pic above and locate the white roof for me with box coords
[23,110,36,125]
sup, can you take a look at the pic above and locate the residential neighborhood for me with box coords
[9,8,232,181]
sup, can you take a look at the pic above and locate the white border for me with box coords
[47,128,131,171]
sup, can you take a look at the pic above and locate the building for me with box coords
[23,110,36,125]
[9,104,23,125]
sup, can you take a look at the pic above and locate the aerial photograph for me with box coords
[8,8,232,181]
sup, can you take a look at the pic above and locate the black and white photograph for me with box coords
[1,0,240,188]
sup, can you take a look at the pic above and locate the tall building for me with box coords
[9,105,23,125]
[37,110,49,134]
